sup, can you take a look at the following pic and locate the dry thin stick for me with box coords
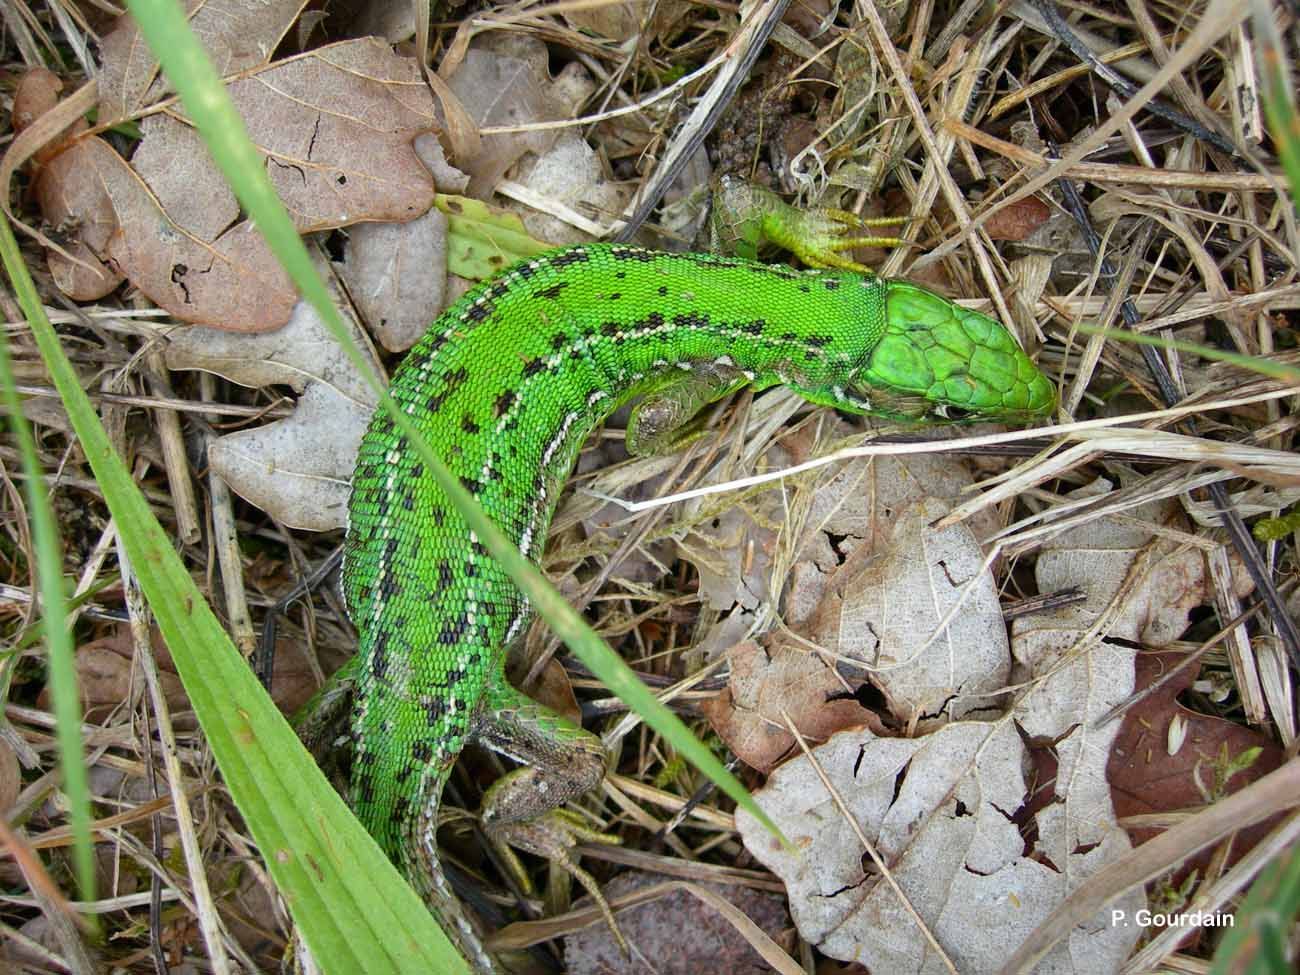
[145,349,201,545]
[589,386,1300,514]
[918,0,1251,269]
[863,3,1014,328]
[120,554,235,975]
[200,373,257,660]
[613,0,792,239]
[947,119,1282,190]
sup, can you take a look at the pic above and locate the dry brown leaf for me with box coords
[510,108,632,244]
[0,76,99,275]
[350,2,418,42]
[562,1,644,40]
[682,504,780,612]
[810,497,1011,727]
[32,138,124,300]
[130,38,438,238]
[781,433,1002,626]
[109,214,296,333]
[1013,485,1252,667]
[12,67,62,132]
[11,67,86,164]
[221,38,437,232]
[132,115,240,242]
[984,196,1051,242]
[96,0,306,123]
[1107,650,1284,883]
[34,135,297,327]
[64,36,441,330]
[701,638,878,772]
[39,629,188,722]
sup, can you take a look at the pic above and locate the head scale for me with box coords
[848,281,1055,422]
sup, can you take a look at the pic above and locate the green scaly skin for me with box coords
[342,225,1055,971]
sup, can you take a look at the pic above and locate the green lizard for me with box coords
[340,181,1056,972]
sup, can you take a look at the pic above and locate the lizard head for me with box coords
[849,280,1057,423]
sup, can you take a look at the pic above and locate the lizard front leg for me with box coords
[709,174,908,272]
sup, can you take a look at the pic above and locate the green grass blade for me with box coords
[1,202,463,974]
[1252,0,1300,207]
[1072,324,1300,384]
[0,268,96,919]
[1209,838,1300,975]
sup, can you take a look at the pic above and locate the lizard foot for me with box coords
[486,809,628,955]
[709,174,910,274]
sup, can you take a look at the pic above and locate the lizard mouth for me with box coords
[855,333,1056,423]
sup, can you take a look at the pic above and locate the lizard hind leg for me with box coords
[475,677,627,951]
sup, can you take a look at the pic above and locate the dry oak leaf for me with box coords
[701,637,878,773]
[12,67,87,165]
[34,135,295,328]
[736,720,1142,974]
[96,0,305,123]
[808,496,1011,728]
[1107,650,1284,883]
[131,115,240,242]
[129,37,439,237]
[1007,485,1252,926]
[32,138,124,300]
[165,258,380,531]
[51,36,440,329]
[211,38,438,232]
[1013,487,1250,665]
[780,426,1003,627]
[445,32,568,199]
[211,380,371,530]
